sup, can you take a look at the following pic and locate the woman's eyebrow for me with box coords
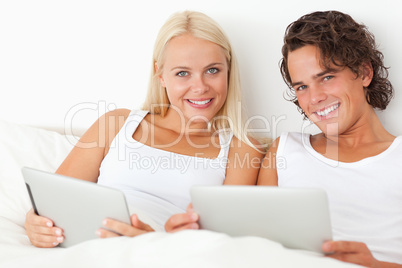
[170,66,190,71]
[170,62,225,72]
[205,62,225,68]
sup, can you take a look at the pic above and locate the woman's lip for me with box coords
[186,98,213,108]
[187,98,212,102]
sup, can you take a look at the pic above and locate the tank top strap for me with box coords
[123,109,148,137]
[110,109,148,148]
[217,129,234,159]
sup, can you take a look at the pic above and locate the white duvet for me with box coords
[0,119,359,267]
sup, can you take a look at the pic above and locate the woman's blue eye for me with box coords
[207,68,219,74]
[177,71,188,77]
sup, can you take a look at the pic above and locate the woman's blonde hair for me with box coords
[142,10,263,151]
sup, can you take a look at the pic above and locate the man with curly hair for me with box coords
[258,11,402,267]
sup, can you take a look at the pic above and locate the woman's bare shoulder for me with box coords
[103,108,131,121]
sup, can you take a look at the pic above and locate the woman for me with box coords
[25,10,264,248]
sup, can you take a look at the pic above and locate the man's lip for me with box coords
[314,102,340,117]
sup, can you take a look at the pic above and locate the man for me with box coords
[258,11,401,267]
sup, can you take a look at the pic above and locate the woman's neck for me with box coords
[156,108,212,136]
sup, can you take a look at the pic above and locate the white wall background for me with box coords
[1,0,400,138]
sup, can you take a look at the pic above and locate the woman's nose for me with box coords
[191,75,209,94]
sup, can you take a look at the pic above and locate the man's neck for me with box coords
[324,109,394,147]
[311,109,396,162]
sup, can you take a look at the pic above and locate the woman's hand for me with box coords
[25,208,64,248]
[96,214,154,238]
[164,203,199,233]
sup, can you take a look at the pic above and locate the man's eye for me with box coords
[177,71,188,77]
[207,68,219,74]
[323,76,334,81]
[296,85,307,91]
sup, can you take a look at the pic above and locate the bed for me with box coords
[0,118,361,267]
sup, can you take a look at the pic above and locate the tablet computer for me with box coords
[22,167,131,247]
[190,185,332,253]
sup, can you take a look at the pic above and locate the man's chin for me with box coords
[319,123,340,138]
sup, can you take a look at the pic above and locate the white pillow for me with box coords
[0,119,77,227]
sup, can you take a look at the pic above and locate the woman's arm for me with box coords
[223,136,265,185]
[257,137,280,186]
[56,108,130,181]
[25,109,130,247]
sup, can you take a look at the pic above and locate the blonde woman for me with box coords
[25,10,264,248]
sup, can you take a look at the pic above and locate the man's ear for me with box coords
[362,62,373,87]
[155,62,166,88]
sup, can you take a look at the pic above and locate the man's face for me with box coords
[287,45,373,136]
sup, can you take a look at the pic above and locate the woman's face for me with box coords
[158,34,229,124]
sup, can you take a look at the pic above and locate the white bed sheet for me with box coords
[0,119,360,267]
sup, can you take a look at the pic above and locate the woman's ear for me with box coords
[155,62,166,88]
[362,62,373,87]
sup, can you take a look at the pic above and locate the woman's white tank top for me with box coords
[97,110,233,230]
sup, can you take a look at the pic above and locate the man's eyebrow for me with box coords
[291,81,303,88]
[313,68,338,79]
[291,68,339,87]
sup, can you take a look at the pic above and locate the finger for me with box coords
[26,208,54,228]
[26,220,64,241]
[101,218,126,236]
[323,241,367,254]
[131,214,154,232]
[29,232,65,248]
[324,241,376,267]
[169,222,199,233]
[25,209,64,247]
[186,203,193,211]
[96,228,120,238]
[101,218,148,237]
[326,252,374,267]
[28,224,63,237]
[165,212,198,232]
[32,240,61,248]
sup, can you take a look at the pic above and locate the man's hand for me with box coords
[323,241,381,267]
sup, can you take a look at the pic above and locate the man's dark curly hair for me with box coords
[279,10,393,117]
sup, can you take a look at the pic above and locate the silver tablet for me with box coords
[190,185,332,253]
[22,167,131,247]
